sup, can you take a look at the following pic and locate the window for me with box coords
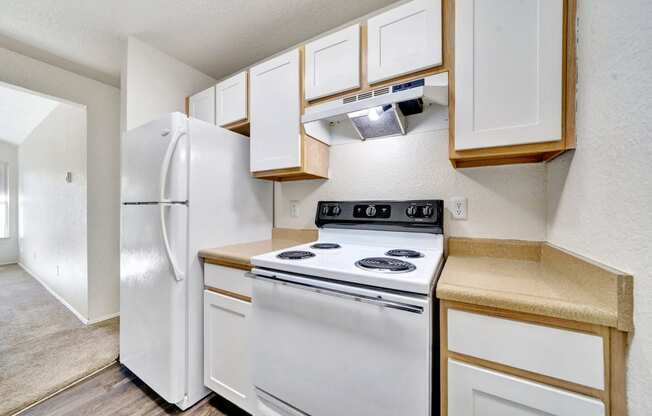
[0,162,9,238]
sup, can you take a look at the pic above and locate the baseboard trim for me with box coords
[18,262,90,325]
[0,261,18,266]
[87,311,120,324]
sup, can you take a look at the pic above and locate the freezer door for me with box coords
[120,203,188,404]
[122,112,189,203]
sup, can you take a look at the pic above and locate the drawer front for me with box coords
[204,263,251,298]
[447,309,604,390]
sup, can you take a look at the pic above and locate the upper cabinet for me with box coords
[450,0,576,168]
[250,49,301,172]
[250,48,329,181]
[189,86,215,124]
[187,0,576,170]
[304,24,361,101]
[367,0,443,84]
[216,71,248,128]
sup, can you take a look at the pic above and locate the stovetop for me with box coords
[253,200,444,294]
[252,229,444,295]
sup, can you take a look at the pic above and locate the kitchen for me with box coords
[0,0,650,415]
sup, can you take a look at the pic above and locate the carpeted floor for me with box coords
[0,264,119,416]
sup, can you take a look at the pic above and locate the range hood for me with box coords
[302,72,448,141]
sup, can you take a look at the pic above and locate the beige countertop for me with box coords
[437,238,633,332]
[199,228,318,270]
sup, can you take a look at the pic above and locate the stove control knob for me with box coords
[406,205,417,217]
[421,205,434,218]
[331,205,341,216]
[321,205,329,215]
[365,206,377,217]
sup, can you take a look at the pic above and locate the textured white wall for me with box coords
[275,128,547,240]
[546,1,652,414]
[122,37,216,131]
[0,46,121,323]
[0,140,18,264]
[18,103,88,318]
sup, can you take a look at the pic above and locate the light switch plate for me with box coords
[450,197,467,220]
[290,200,299,218]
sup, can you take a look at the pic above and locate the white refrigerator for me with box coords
[120,112,272,410]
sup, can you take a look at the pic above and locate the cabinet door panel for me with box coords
[367,0,442,83]
[189,86,215,124]
[454,0,563,150]
[216,71,247,126]
[250,49,301,172]
[204,290,253,413]
[305,24,360,100]
[448,360,605,416]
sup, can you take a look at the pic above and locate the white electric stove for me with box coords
[250,200,444,416]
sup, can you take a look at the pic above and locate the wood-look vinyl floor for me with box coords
[21,364,250,416]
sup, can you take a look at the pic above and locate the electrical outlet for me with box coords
[290,201,299,218]
[450,197,468,220]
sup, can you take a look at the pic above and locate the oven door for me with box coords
[250,268,432,416]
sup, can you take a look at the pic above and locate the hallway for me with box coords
[0,265,118,416]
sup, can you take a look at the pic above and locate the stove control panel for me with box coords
[354,204,391,218]
[406,203,434,218]
[315,200,444,234]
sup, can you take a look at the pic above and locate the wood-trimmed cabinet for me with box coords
[366,0,443,84]
[203,263,254,414]
[304,0,447,106]
[440,301,627,416]
[304,24,361,101]
[250,48,329,181]
[449,0,577,168]
[187,0,576,169]
[189,86,216,124]
[216,70,249,135]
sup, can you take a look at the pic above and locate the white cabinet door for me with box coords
[216,71,248,126]
[305,24,360,100]
[367,0,442,84]
[448,360,605,416]
[204,290,253,413]
[249,49,301,172]
[189,86,215,124]
[454,0,564,150]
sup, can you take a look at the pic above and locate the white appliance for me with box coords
[250,200,444,416]
[120,112,272,410]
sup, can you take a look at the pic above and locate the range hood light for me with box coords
[346,106,384,121]
[368,106,382,121]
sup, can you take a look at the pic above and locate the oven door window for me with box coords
[251,274,431,416]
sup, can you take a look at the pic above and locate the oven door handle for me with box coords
[246,272,424,315]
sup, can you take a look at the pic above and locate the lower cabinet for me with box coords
[441,302,626,416]
[448,360,605,416]
[203,289,253,413]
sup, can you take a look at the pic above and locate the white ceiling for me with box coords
[0,83,61,145]
[0,0,397,87]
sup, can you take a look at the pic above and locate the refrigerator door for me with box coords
[120,202,188,404]
[122,112,189,203]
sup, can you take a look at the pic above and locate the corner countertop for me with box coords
[436,238,633,332]
[198,228,318,270]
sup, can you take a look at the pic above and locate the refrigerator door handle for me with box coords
[159,128,187,202]
[160,203,184,281]
[158,128,187,282]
